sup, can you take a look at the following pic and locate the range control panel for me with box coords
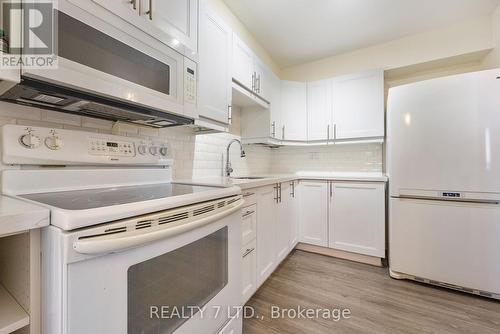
[88,138,135,157]
[1,125,172,166]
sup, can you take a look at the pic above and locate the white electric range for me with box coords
[1,125,244,334]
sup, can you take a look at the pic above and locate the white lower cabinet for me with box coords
[298,180,386,257]
[241,239,257,303]
[329,182,386,257]
[255,185,277,286]
[276,181,298,261]
[298,181,329,247]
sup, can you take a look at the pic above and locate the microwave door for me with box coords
[23,10,185,117]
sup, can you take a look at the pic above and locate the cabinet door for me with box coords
[299,181,328,247]
[289,181,299,249]
[280,81,307,141]
[142,0,199,52]
[253,60,270,100]
[198,6,232,123]
[276,182,292,262]
[232,34,254,90]
[269,71,282,139]
[332,69,384,140]
[256,185,277,285]
[329,182,385,257]
[241,239,257,304]
[307,79,333,141]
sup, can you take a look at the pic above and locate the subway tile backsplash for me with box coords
[0,102,383,178]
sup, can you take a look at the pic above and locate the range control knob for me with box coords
[137,144,147,155]
[19,132,41,149]
[159,146,168,157]
[149,146,159,156]
[45,133,63,150]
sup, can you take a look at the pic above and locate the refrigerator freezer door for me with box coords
[389,197,500,295]
[387,69,500,196]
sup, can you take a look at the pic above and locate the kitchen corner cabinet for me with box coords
[91,0,199,54]
[307,79,333,141]
[329,182,386,257]
[198,5,232,124]
[332,69,385,139]
[298,181,328,247]
[280,81,307,141]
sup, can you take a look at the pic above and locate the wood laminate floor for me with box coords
[243,250,500,334]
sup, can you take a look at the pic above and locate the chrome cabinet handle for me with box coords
[290,181,295,198]
[334,124,337,140]
[274,185,279,203]
[146,0,153,19]
[330,182,333,198]
[228,105,232,124]
[242,192,254,198]
[282,125,285,140]
[271,121,276,138]
[278,183,282,203]
[242,247,255,258]
[129,0,137,10]
[251,72,256,91]
[327,124,330,141]
[242,210,255,218]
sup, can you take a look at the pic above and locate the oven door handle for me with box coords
[73,199,244,255]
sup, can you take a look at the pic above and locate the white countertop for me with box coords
[176,172,388,190]
[0,196,50,237]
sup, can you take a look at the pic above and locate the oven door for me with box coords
[22,4,196,119]
[44,199,243,334]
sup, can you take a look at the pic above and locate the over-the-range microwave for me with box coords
[0,1,197,128]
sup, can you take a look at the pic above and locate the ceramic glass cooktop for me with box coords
[20,183,222,210]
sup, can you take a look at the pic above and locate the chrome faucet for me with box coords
[225,139,246,177]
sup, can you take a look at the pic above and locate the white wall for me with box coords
[270,144,383,174]
[281,15,495,82]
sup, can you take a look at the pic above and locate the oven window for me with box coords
[57,11,170,95]
[127,227,228,334]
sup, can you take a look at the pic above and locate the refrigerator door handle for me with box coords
[397,195,500,205]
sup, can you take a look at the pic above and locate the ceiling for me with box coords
[223,0,500,68]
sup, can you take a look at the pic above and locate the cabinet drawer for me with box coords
[242,190,257,206]
[241,204,257,244]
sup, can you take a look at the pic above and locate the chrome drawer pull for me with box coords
[242,210,255,218]
[242,247,255,258]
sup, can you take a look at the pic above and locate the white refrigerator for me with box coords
[387,68,500,299]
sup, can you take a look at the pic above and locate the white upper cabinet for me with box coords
[232,33,255,90]
[329,182,385,257]
[269,71,282,140]
[198,5,232,124]
[299,181,328,247]
[307,79,333,141]
[332,69,385,140]
[280,81,307,141]
[231,34,271,101]
[91,0,199,55]
[142,0,199,52]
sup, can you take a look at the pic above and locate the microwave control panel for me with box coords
[184,59,197,105]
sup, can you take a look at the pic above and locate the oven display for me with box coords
[106,142,118,147]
